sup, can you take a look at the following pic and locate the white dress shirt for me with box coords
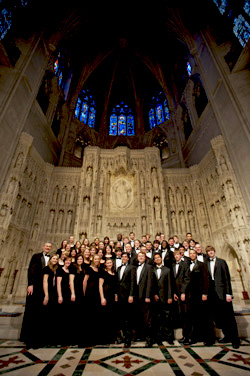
[44,253,50,266]
[137,263,144,284]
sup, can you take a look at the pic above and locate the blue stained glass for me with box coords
[54,58,59,75]
[75,98,81,118]
[187,61,192,76]
[88,107,96,128]
[233,14,250,47]
[118,114,126,135]
[156,104,164,125]
[0,8,12,40]
[127,115,135,136]
[213,0,228,15]
[149,108,156,129]
[244,1,250,16]
[110,114,117,135]
[80,102,88,123]
[163,99,170,120]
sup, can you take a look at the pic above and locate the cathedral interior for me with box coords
[0,0,250,374]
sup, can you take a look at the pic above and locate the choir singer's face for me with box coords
[138,253,146,264]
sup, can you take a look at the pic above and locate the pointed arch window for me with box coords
[74,89,96,128]
[53,51,72,99]
[109,102,135,136]
[148,91,170,130]
[212,0,250,47]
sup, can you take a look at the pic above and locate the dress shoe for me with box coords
[232,342,240,349]
[183,338,190,345]
[124,342,131,348]
[168,339,174,345]
[218,337,230,343]
[204,341,214,346]
[145,342,153,348]
[179,337,186,343]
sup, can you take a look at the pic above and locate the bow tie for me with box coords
[44,254,50,258]
[157,265,162,269]
[175,262,179,264]
[209,258,215,261]
[138,263,144,266]
[116,257,121,259]
[191,261,195,264]
[121,263,127,267]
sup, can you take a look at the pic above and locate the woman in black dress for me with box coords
[99,258,118,344]
[57,256,72,345]
[42,255,58,345]
[83,254,101,346]
[69,254,86,345]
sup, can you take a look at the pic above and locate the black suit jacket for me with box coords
[153,265,172,303]
[172,260,190,296]
[27,252,47,296]
[204,257,233,300]
[186,260,209,300]
[135,263,154,300]
[117,264,136,299]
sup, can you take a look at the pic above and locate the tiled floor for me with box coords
[0,339,249,375]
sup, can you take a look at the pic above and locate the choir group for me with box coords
[20,231,240,349]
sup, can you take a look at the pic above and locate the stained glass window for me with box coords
[148,91,170,130]
[53,51,72,99]
[109,102,135,136]
[233,14,250,47]
[244,1,250,17]
[187,61,192,77]
[74,89,96,128]
[0,1,29,41]
[0,8,12,40]
[212,0,250,47]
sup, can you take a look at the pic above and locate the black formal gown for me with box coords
[84,267,101,346]
[99,269,118,344]
[42,266,58,345]
[56,267,72,345]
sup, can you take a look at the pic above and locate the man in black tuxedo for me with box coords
[204,245,240,348]
[152,253,174,344]
[134,252,154,347]
[125,243,137,265]
[195,243,208,263]
[184,249,211,345]
[117,252,136,347]
[172,249,190,342]
[20,242,52,348]
[114,247,123,270]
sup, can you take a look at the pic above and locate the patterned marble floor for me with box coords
[0,339,249,375]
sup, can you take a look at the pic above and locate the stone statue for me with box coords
[83,196,90,218]
[111,179,133,210]
[69,186,76,204]
[176,187,183,207]
[227,180,235,197]
[86,166,93,188]
[61,186,67,204]
[66,210,73,232]
[32,223,39,240]
[141,216,147,234]
[57,210,64,233]
[179,210,186,233]
[171,211,177,233]
[6,178,16,195]
[47,209,55,232]
[199,202,206,216]
[168,187,175,208]
[188,210,196,233]
[14,152,24,169]
[151,167,159,192]
[52,186,59,203]
[141,193,146,210]
[154,197,161,220]
[96,215,102,233]
[219,155,228,171]
[184,187,192,209]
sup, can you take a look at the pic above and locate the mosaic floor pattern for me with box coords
[0,339,249,375]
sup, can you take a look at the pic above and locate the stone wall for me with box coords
[0,133,249,302]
